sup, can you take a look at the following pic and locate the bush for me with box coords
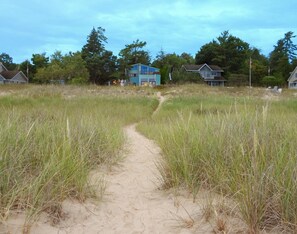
[261,76,283,87]
[227,73,249,87]
[171,69,204,84]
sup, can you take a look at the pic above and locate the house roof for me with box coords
[0,71,20,79]
[183,63,223,72]
[131,63,159,70]
[0,70,28,82]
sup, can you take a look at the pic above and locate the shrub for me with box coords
[261,76,283,87]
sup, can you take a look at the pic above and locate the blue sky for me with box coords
[2,0,297,63]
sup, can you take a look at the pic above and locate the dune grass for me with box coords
[138,85,297,232]
[0,85,158,223]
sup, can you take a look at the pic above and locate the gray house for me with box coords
[288,66,297,89]
[182,63,226,86]
[0,62,28,84]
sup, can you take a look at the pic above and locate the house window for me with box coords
[141,66,148,74]
[212,72,221,77]
[295,73,297,78]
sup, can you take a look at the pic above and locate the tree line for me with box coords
[1,27,297,86]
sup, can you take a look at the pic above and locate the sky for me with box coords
[1,0,297,64]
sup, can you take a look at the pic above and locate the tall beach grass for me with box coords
[138,86,297,232]
[0,85,158,224]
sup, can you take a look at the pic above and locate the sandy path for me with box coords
[2,93,218,233]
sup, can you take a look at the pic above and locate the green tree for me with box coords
[269,31,297,82]
[180,52,195,64]
[34,52,89,84]
[0,52,16,70]
[152,51,193,84]
[261,76,284,87]
[19,60,33,81]
[118,39,150,79]
[81,27,108,84]
[63,52,89,84]
[283,31,297,61]
[195,40,220,65]
[50,51,63,65]
[245,48,269,85]
[195,31,250,75]
[100,50,118,83]
[31,53,49,79]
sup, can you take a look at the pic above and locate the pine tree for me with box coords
[81,27,108,84]
[269,31,297,81]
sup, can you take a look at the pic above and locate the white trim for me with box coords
[10,71,29,82]
[198,63,213,71]
[0,62,8,72]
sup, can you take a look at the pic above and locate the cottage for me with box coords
[288,66,297,89]
[0,62,28,84]
[182,63,226,86]
[128,63,161,86]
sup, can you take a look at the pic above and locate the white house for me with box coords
[288,66,297,89]
[0,62,28,84]
[182,63,226,86]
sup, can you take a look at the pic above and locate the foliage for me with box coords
[195,40,220,65]
[81,27,116,84]
[269,31,297,82]
[152,50,195,84]
[261,75,284,87]
[118,39,150,79]
[171,69,204,84]
[0,52,16,70]
[34,52,89,84]
[227,73,249,86]
[248,50,269,85]
[282,31,297,61]
[31,53,49,72]
[138,86,297,232]
[0,85,157,223]
[19,60,34,81]
[195,31,251,75]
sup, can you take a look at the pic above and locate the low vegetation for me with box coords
[0,85,158,224]
[138,84,297,232]
[1,84,297,233]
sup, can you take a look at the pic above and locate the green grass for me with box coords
[2,83,297,232]
[138,84,297,232]
[0,85,158,223]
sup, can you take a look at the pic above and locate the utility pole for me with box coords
[249,57,252,88]
[26,60,29,80]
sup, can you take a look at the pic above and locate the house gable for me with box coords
[183,63,224,79]
[288,66,297,89]
[198,64,213,72]
[0,68,28,84]
[10,71,29,83]
[182,63,225,86]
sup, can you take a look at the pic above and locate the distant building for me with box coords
[0,62,28,84]
[128,63,161,86]
[182,63,226,86]
[288,66,297,89]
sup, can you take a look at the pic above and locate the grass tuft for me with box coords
[0,85,157,224]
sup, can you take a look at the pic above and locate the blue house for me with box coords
[128,63,161,86]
